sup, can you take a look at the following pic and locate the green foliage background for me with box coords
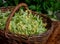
[0,0,60,19]
[0,0,60,12]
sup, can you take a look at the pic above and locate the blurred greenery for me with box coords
[0,0,60,19]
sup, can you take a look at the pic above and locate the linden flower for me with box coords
[0,23,2,25]
[43,23,47,27]
[0,9,47,36]
[22,25,26,29]
[26,16,29,20]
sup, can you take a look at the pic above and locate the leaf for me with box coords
[0,0,3,6]
[14,0,19,5]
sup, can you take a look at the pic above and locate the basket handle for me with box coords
[4,3,29,32]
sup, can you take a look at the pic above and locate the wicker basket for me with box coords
[0,3,60,44]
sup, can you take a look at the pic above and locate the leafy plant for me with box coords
[0,0,3,6]
[0,0,60,20]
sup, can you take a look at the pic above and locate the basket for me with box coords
[0,3,60,44]
[0,6,15,12]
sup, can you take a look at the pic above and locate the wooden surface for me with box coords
[46,21,60,44]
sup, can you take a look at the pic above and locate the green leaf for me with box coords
[14,0,19,5]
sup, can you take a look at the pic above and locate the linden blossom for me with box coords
[0,9,47,36]
[9,9,47,36]
[0,10,10,29]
